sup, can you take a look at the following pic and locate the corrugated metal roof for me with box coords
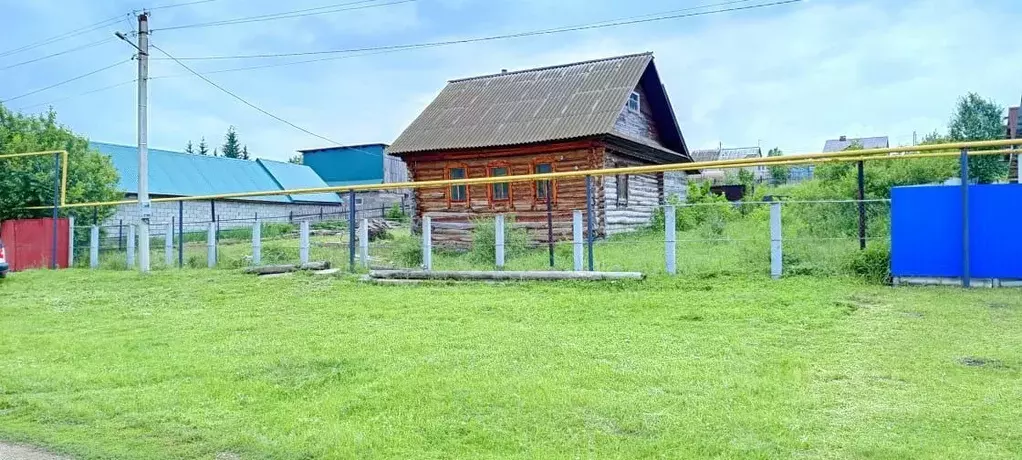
[388,53,667,155]
[690,146,762,162]
[91,142,340,204]
[823,136,889,152]
[257,159,343,203]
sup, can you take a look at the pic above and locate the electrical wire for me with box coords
[152,0,414,32]
[158,0,800,61]
[146,0,220,11]
[0,37,116,71]
[0,15,125,59]
[150,43,344,146]
[1,59,132,104]
[15,80,137,111]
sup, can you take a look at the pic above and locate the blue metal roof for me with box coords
[91,142,341,204]
[300,144,386,186]
[257,159,343,203]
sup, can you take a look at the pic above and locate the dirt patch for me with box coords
[0,442,71,460]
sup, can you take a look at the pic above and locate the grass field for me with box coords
[1,269,1020,459]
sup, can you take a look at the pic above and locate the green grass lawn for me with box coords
[1,270,1020,459]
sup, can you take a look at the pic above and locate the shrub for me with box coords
[846,244,891,284]
[469,216,530,264]
[385,203,408,222]
[311,220,346,232]
[391,236,423,267]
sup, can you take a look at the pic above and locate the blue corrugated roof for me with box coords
[257,159,343,203]
[300,144,386,185]
[91,142,341,204]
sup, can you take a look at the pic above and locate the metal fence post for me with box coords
[960,148,971,288]
[348,190,356,272]
[546,183,554,268]
[51,152,60,269]
[857,160,866,250]
[178,201,184,268]
[359,218,369,268]
[90,225,99,269]
[770,201,782,279]
[252,218,261,266]
[127,224,136,268]
[422,215,432,271]
[495,214,505,269]
[665,205,676,275]
[300,220,310,265]
[585,175,595,271]
[67,216,75,268]
[118,220,123,251]
[207,222,216,268]
[572,210,583,271]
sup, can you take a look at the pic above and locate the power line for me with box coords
[0,15,124,59]
[147,0,220,11]
[15,80,137,111]
[0,37,116,71]
[150,43,343,146]
[159,0,800,61]
[1,59,132,104]
[152,0,415,32]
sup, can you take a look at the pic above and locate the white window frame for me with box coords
[628,91,641,112]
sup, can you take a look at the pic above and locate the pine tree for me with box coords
[222,126,241,159]
[184,140,194,154]
[213,147,219,157]
[241,145,250,160]
[198,137,209,155]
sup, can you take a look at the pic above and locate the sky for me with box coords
[1,0,1020,162]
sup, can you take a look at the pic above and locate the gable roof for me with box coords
[387,52,689,161]
[823,136,889,152]
[90,142,341,204]
[690,146,762,163]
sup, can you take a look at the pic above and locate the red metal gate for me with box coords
[0,218,69,271]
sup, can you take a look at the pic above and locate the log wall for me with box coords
[406,141,605,246]
[603,150,664,236]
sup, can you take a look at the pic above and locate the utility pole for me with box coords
[116,15,150,273]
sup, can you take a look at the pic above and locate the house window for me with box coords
[628,91,640,112]
[535,162,553,201]
[616,174,629,207]
[490,166,510,201]
[448,166,467,203]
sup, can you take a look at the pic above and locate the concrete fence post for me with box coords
[299,220,310,265]
[422,215,432,271]
[126,224,136,268]
[665,205,677,275]
[207,222,216,268]
[495,214,505,269]
[770,201,782,279]
[252,218,262,266]
[90,225,99,269]
[572,210,583,271]
[67,216,75,268]
[359,218,369,268]
[165,221,174,267]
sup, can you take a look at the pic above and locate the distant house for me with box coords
[687,146,765,184]
[298,143,410,211]
[387,52,693,244]
[789,135,890,183]
[90,142,342,229]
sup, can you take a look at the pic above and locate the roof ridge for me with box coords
[449,52,653,83]
[91,141,262,164]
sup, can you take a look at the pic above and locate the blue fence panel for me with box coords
[892,184,1022,279]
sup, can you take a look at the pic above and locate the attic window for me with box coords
[628,91,641,112]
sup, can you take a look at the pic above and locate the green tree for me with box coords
[184,140,194,154]
[766,147,788,185]
[0,105,121,222]
[197,137,209,155]
[288,154,302,165]
[948,92,1008,183]
[222,126,241,159]
[241,145,250,160]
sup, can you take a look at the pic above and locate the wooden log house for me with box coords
[387,53,693,245]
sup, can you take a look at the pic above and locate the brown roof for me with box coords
[388,53,688,159]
